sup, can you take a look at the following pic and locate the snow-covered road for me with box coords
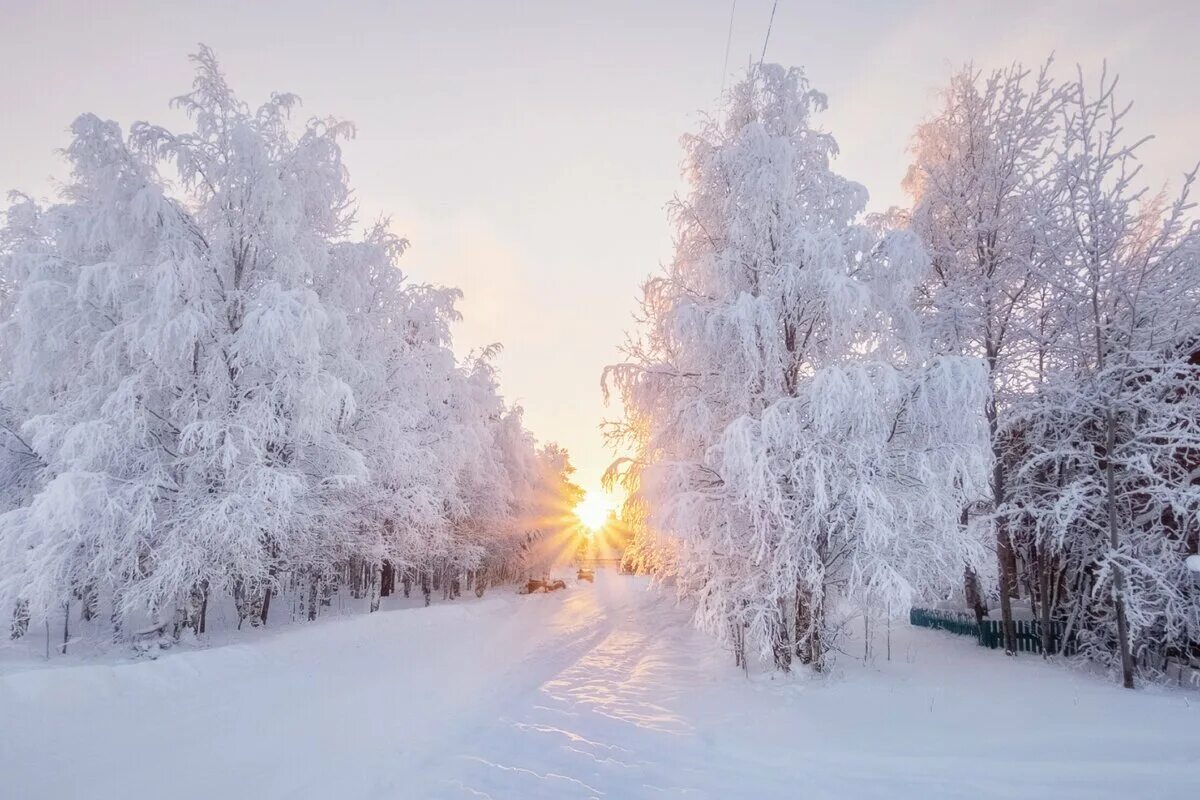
[2,573,1196,799]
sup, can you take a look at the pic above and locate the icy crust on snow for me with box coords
[1,574,1196,800]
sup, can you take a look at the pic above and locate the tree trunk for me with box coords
[307,576,319,622]
[772,597,792,672]
[260,584,273,626]
[233,579,265,628]
[10,600,30,640]
[381,561,394,597]
[1036,544,1054,656]
[110,593,124,642]
[964,564,988,626]
[810,606,825,672]
[79,584,98,622]
[731,616,746,671]
[233,580,247,629]
[1104,410,1135,689]
[988,396,1018,655]
[369,564,381,613]
[996,525,1018,654]
[959,507,988,629]
[795,586,814,665]
[61,600,70,655]
[960,506,989,626]
[198,583,209,635]
[421,571,432,607]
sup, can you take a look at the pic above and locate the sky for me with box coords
[1,0,1196,499]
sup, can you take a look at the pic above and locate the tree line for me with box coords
[0,48,581,652]
[605,60,1199,687]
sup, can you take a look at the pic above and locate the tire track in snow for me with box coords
[437,573,721,798]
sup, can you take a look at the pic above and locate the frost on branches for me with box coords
[999,70,1200,687]
[905,61,1067,652]
[604,65,991,672]
[907,61,1200,687]
[0,47,580,650]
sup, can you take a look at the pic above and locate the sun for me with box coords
[573,490,615,532]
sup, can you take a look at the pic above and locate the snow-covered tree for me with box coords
[0,47,574,650]
[1002,68,1200,687]
[605,64,990,671]
[908,57,1200,686]
[904,61,1067,651]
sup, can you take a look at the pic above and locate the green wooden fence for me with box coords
[910,608,1075,655]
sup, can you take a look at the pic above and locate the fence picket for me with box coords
[910,608,1074,657]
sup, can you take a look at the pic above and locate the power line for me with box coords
[720,0,737,95]
[760,0,779,65]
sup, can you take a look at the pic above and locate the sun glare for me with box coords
[573,490,615,532]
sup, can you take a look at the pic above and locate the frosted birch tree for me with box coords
[606,64,990,671]
[904,61,1067,652]
[0,47,574,649]
[1005,68,1200,687]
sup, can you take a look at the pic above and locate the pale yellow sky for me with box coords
[2,0,1196,498]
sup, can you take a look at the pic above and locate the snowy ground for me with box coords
[1,573,1196,799]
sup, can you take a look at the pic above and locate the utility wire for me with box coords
[720,0,737,95]
[760,0,780,65]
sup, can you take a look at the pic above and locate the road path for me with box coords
[2,573,1196,799]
